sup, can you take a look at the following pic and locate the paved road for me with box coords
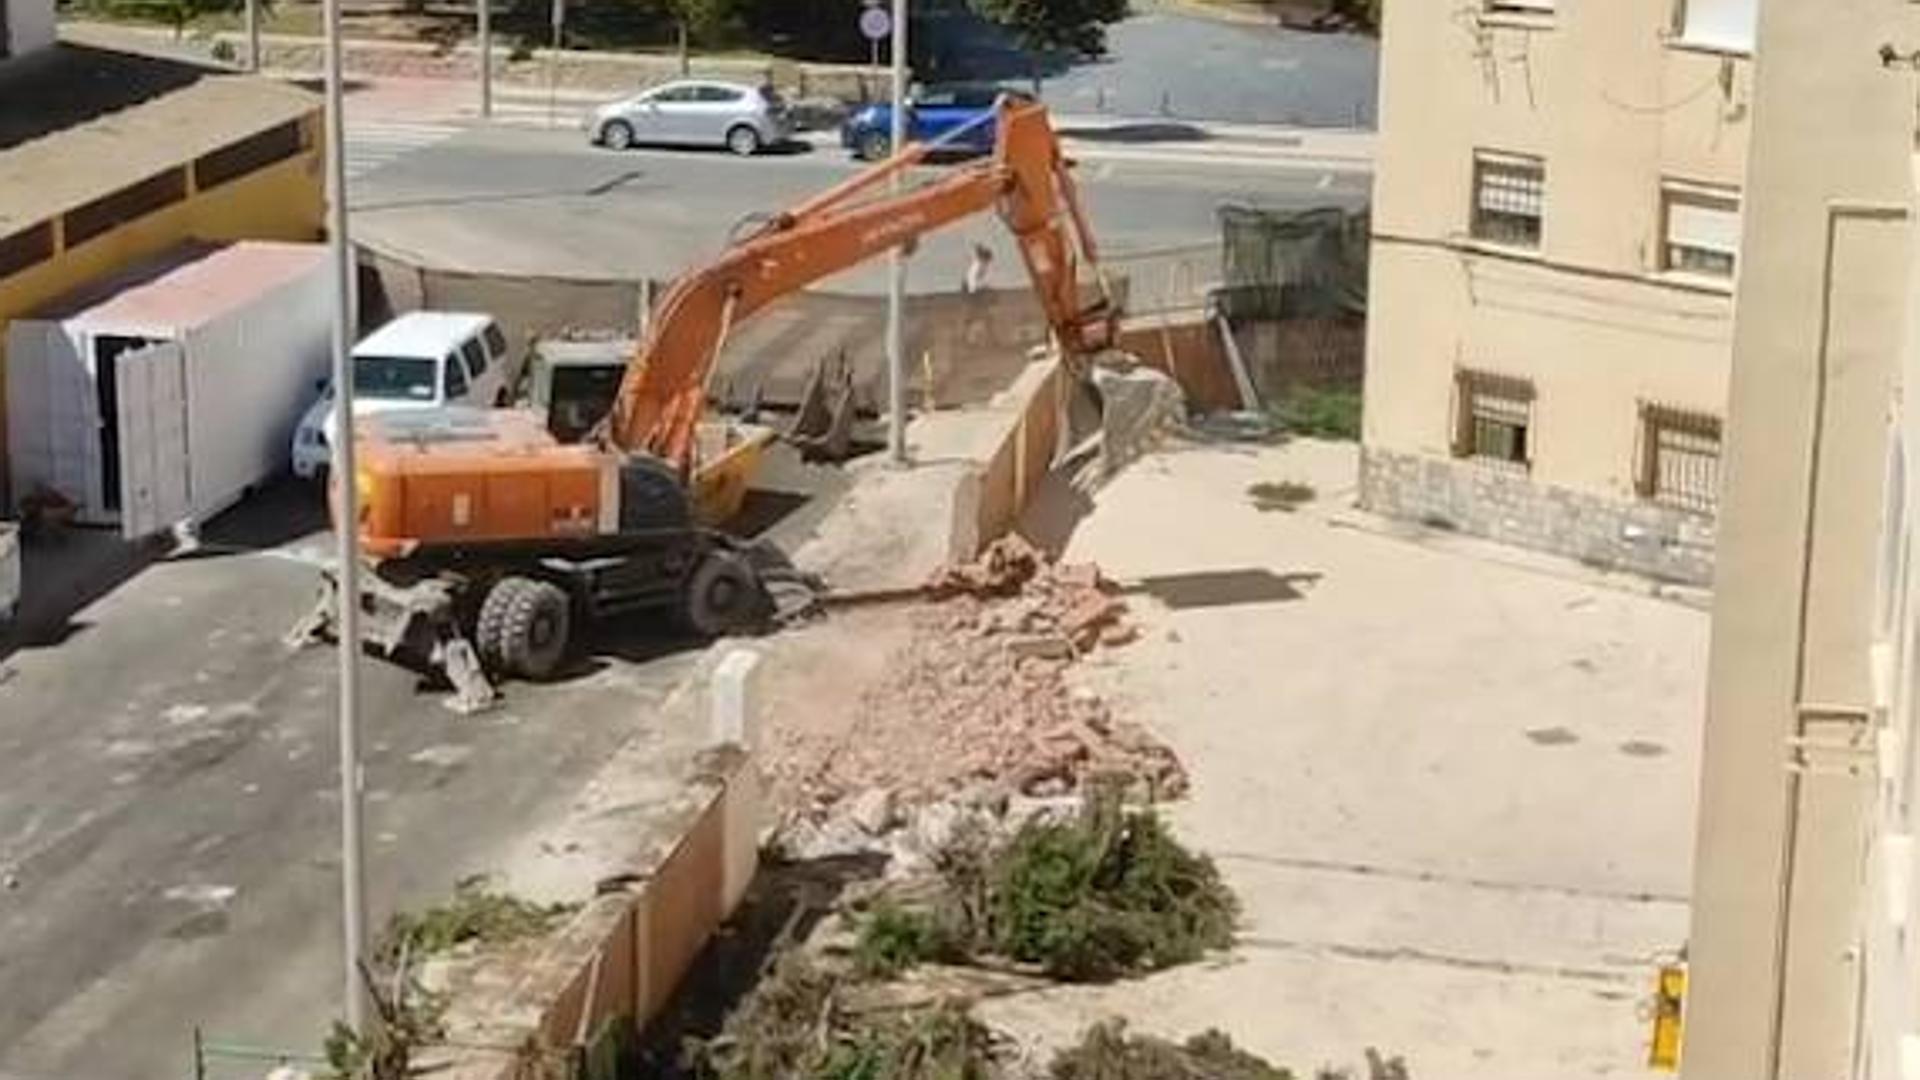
[348,123,1372,293]
[921,2,1378,128]
[1040,9,1378,127]
[0,487,705,1079]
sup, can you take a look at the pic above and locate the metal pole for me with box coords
[321,0,369,1036]
[885,0,908,464]
[547,0,562,129]
[478,0,492,119]
[244,0,259,71]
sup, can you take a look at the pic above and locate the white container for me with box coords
[6,242,331,538]
[0,521,17,625]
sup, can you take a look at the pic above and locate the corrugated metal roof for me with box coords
[0,45,318,236]
[26,241,326,332]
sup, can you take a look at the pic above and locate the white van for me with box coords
[291,312,513,480]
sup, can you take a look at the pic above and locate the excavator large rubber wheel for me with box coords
[681,551,763,638]
[475,576,572,680]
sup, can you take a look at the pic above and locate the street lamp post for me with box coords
[885,0,909,465]
[320,0,370,1036]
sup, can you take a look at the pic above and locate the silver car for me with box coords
[587,79,792,156]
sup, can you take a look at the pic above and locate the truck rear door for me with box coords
[114,340,191,540]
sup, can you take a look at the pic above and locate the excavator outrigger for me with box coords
[296,99,1118,710]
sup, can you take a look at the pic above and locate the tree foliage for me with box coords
[660,0,747,43]
[75,0,253,37]
[967,0,1130,58]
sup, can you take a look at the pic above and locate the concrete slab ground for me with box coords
[976,437,1706,1079]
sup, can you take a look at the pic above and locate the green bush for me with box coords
[1050,1020,1295,1080]
[695,956,996,1080]
[376,876,578,964]
[1271,387,1362,442]
[853,900,966,979]
[987,800,1237,982]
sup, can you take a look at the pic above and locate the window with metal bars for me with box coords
[1637,404,1721,514]
[1453,369,1534,468]
[1472,153,1545,249]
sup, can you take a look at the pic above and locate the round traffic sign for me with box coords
[859,6,892,41]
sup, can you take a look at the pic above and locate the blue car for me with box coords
[840,84,1032,161]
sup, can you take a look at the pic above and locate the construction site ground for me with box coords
[0,483,715,1079]
[741,434,1705,1079]
[0,401,1705,1078]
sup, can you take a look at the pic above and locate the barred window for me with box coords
[1453,369,1534,468]
[1472,152,1545,249]
[1662,183,1741,279]
[1637,404,1721,514]
[63,168,187,248]
[194,120,306,192]
[0,222,54,280]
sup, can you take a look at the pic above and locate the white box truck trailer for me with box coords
[0,521,18,626]
[6,242,331,539]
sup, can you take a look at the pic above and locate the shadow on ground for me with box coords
[1056,121,1217,144]
[1125,567,1322,609]
[1,478,327,667]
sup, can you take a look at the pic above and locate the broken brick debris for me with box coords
[770,536,1185,828]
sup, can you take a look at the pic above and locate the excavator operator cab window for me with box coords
[443,352,469,400]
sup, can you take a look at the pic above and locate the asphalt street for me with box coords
[920,1,1378,127]
[1038,8,1378,127]
[348,124,1372,294]
[0,487,706,1079]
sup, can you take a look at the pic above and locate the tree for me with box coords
[86,0,251,38]
[661,0,745,47]
[968,0,1129,58]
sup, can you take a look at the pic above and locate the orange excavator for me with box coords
[302,99,1117,709]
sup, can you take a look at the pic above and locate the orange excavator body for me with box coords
[353,100,1116,560]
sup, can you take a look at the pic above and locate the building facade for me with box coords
[1361,0,1758,584]
[1679,0,1920,1077]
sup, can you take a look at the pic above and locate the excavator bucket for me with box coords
[785,352,858,462]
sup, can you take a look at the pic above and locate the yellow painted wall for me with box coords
[0,109,325,502]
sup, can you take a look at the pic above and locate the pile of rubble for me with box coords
[773,536,1186,860]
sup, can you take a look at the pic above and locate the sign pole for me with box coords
[885,0,909,464]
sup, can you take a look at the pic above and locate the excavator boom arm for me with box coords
[606,101,1114,468]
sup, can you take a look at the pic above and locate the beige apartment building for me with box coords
[1677,0,1920,1074]
[1362,0,1760,584]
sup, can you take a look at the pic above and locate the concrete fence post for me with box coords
[708,648,764,917]
[708,648,763,752]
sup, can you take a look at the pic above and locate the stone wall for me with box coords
[1359,446,1717,586]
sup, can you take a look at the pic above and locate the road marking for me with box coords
[343,119,464,180]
